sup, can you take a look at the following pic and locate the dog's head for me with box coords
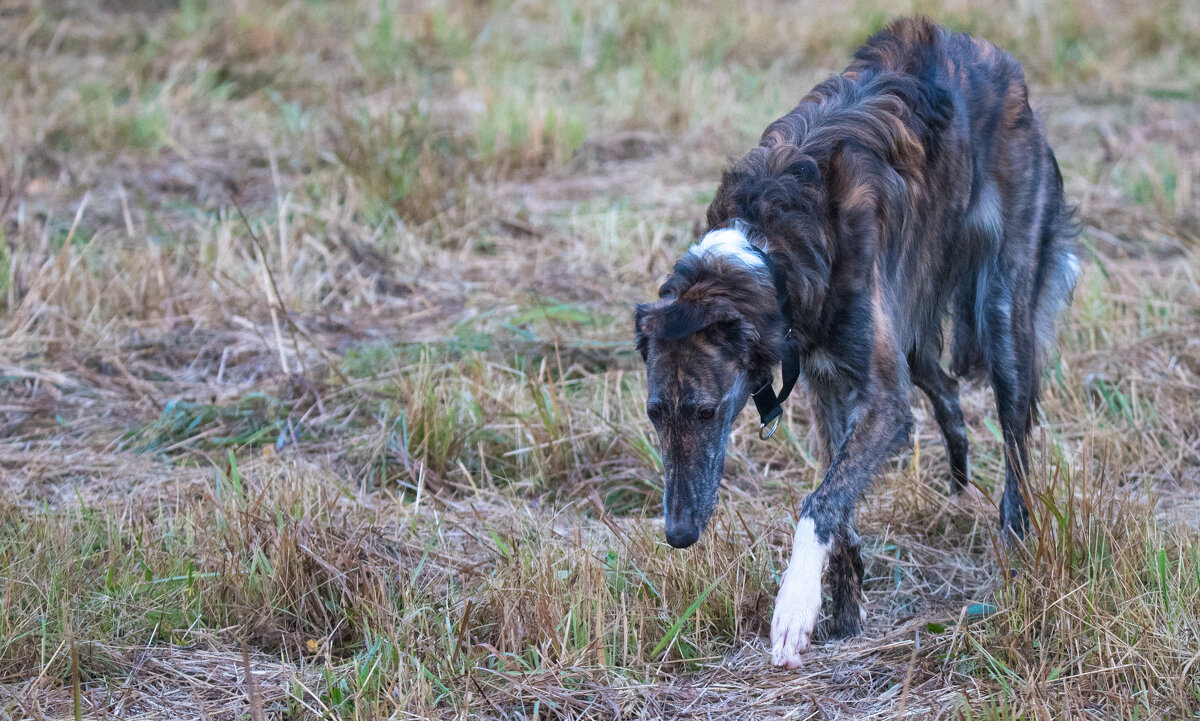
[634,256,778,548]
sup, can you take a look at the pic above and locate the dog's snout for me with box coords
[665,519,700,548]
[664,486,699,548]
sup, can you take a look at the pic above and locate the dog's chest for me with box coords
[802,347,842,382]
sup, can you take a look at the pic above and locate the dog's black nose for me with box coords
[665,523,699,549]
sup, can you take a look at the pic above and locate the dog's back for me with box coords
[708,17,1078,403]
[849,18,1080,382]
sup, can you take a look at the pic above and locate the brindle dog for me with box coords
[634,17,1078,668]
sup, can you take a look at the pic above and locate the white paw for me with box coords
[770,517,829,669]
[770,576,822,668]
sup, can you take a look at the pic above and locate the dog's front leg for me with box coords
[770,392,911,668]
[770,515,830,667]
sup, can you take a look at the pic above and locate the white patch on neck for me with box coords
[687,221,768,276]
[770,517,830,668]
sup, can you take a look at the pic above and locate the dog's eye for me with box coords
[697,406,716,421]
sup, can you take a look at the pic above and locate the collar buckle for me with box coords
[751,329,800,443]
[759,413,782,440]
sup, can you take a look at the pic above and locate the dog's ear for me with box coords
[634,297,678,360]
[633,302,654,360]
[634,298,756,359]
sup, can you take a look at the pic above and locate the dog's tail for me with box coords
[1031,159,1081,357]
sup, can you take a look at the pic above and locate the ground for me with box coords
[0,1,1198,719]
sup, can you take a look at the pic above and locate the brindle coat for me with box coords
[634,17,1078,665]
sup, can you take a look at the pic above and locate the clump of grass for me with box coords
[329,103,468,226]
[476,93,589,173]
[956,442,1200,718]
[123,393,294,454]
[364,351,491,490]
[473,504,776,672]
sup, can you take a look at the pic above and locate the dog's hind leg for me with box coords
[911,354,971,494]
[979,281,1037,538]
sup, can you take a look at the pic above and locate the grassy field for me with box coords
[1,0,1198,718]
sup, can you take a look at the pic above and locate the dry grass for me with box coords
[0,0,1198,719]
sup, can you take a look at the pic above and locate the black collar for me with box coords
[747,244,802,440]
